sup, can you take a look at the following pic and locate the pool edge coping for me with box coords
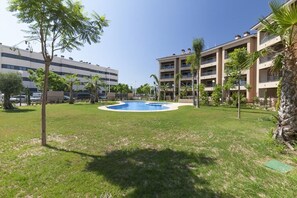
[98,101,192,112]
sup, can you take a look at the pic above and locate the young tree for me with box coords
[259,1,297,145]
[211,85,222,106]
[150,74,160,101]
[9,0,108,145]
[28,69,67,91]
[225,47,252,119]
[85,75,102,104]
[199,84,209,105]
[0,73,23,109]
[192,38,205,108]
[65,74,80,104]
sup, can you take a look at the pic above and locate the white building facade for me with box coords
[0,43,118,92]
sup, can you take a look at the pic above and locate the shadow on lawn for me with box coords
[2,108,36,113]
[46,145,234,197]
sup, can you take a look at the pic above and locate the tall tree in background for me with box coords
[259,1,297,146]
[186,54,197,107]
[150,74,160,101]
[192,38,205,108]
[0,73,23,109]
[160,83,169,101]
[65,74,80,104]
[174,73,182,102]
[225,47,252,119]
[9,0,108,145]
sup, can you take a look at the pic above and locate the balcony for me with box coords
[201,58,216,65]
[181,64,190,68]
[160,65,174,70]
[182,74,193,79]
[160,76,174,79]
[260,76,280,83]
[260,34,278,45]
[201,71,216,77]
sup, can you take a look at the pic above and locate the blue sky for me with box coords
[0,0,276,87]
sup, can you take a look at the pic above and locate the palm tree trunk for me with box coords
[69,82,74,104]
[196,71,200,108]
[158,87,160,101]
[192,74,195,106]
[274,68,297,143]
[237,78,241,119]
[41,63,49,146]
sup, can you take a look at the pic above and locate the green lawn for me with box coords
[0,103,297,197]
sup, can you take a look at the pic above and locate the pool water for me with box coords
[107,101,169,111]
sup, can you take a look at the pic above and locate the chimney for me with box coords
[181,49,185,54]
[54,54,58,57]
[187,48,191,53]
[69,57,73,60]
[243,31,250,37]
[234,35,241,40]
[61,55,64,58]
[172,53,176,56]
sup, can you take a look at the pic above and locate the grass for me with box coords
[0,103,297,197]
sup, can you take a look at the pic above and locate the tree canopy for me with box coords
[0,73,23,109]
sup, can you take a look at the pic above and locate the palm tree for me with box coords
[186,54,197,106]
[150,74,160,101]
[193,38,205,108]
[65,74,80,104]
[174,73,182,102]
[160,83,169,101]
[85,75,102,104]
[258,1,297,145]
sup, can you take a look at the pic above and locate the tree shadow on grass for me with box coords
[2,108,36,113]
[46,145,234,197]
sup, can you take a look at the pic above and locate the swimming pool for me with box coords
[105,101,169,112]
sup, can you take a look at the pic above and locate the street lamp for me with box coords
[212,79,215,87]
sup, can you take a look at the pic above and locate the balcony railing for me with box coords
[201,71,216,76]
[260,34,278,45]
[182,74,192,78]
[201,58,217,65]
[181,64,190,68]
[259,55,274,64]
[160,76,174,79]
[161,65,174,70]
[260,76,280,83]
[201,58,216,65]
[233,80,247,86]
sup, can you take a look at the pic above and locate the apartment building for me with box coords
[0,43,118,92]
[157,34,257,102]
[250,0,297,100]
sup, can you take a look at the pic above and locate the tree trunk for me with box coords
[41,62,50,146]
[173,83,176,102]
[192,74,195,106]
[196,70,200,108]
[237,78,241,119]
[3,93,13,109]
[158,88,160,101]
[274,68,297,142]
[69,82,74,104]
